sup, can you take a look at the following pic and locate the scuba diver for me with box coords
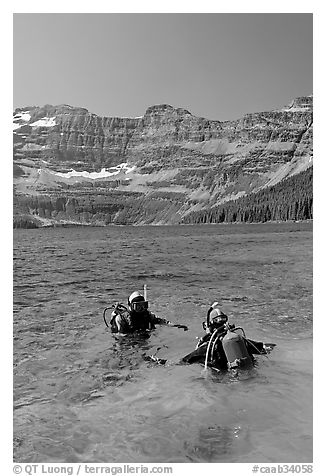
[104,290,188,334]
[181,301,276,371]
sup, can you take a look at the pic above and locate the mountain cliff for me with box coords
[13,95,313,227]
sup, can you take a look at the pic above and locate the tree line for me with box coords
[182,166,313,224]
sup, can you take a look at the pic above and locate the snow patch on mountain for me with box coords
[55,163,135,179]
[30,117,57,128]
[13,111,31,130]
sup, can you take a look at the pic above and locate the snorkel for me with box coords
[144,284,147,301]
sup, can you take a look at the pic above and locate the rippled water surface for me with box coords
[13,223,313,463]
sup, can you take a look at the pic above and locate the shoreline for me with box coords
[13,219,313,230]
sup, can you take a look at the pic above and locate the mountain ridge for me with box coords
[13,95,313,227]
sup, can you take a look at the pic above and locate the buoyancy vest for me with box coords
[111,307,156,333]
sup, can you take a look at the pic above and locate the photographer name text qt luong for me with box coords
[24,466,73,476]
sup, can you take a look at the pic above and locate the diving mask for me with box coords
[131,300,149,312]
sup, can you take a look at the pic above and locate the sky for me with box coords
[13,12,313,121]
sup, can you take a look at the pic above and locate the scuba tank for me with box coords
[221,328,253,369]
[103,303,132,332]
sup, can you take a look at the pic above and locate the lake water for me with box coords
[13,222,313,463]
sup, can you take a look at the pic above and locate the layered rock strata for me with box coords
[13,96,313,226]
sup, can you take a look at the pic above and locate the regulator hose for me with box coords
[210,334,222,362]
[204,329,219,370]
[103,307,111,328]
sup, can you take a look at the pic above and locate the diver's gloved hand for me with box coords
[174,324,188,331]
[263,343,276,353]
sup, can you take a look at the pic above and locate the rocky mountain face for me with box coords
[13,96,313,226]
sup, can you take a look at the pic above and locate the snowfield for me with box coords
[30,117,57,128]
[54,163,135,179]
[13,111,31,130]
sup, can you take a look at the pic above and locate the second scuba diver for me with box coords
[105,291,188,334]
[181,301,276,370]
